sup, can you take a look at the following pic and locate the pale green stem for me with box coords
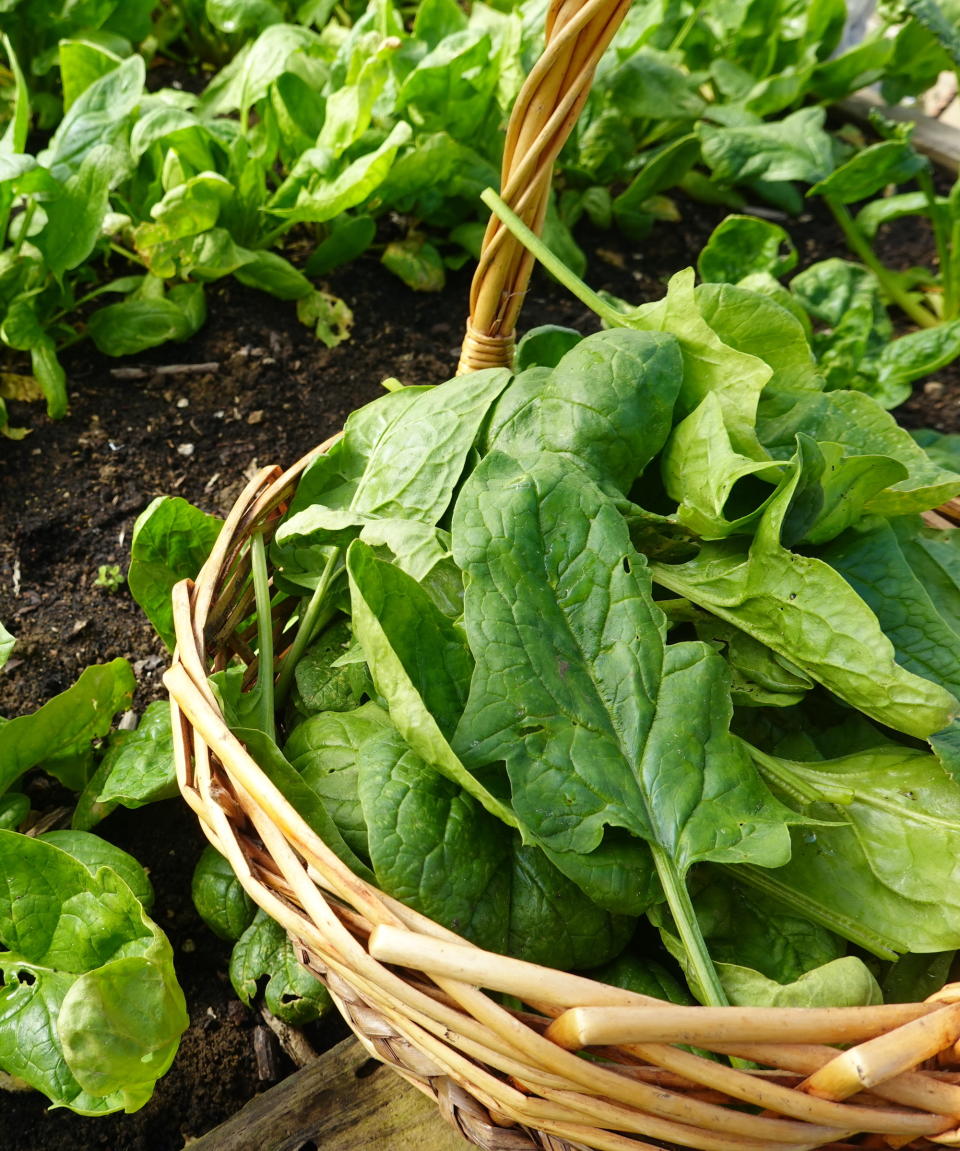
[826,196,938,329]
[274,548,341,708]
[250,532,276,743]
[650,842,729,1008]
[480,188,624,327]
[917,168,952,318]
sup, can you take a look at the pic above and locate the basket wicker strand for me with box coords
[165,3,960,1148]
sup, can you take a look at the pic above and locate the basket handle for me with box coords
[456,0,633,374]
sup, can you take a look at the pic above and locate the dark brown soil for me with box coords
[0,196,957,1150]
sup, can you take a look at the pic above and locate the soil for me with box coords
[0,193,958,1151]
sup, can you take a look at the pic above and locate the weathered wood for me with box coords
[186,1036,470,1151]
[837,91,960,172]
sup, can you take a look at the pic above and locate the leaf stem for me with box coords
[480,188,624,327]
[274,548,341,708]
[917,167,950,318]
[250,531,276,743]
[650,843,728,1007]
[825,195,938,329]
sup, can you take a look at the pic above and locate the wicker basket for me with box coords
[165,3,960,1148]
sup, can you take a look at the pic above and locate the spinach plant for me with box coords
[179,187,960,1013]
[0,630,188,1112]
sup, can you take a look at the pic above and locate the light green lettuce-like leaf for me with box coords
[355,519,463,618]
[692,613,813,708]
[39,54,145,181]
[756,387,960,513]
[662,391,787,539]
[39,829,154,911]
[397,29,498,140]
[0,660,135,795]
[128,495,223,651]
[199,24,324,117]
[452,450,797,875]
[855,190,935,240]
[1,299,69,418]
[487,328,683,495]
[626,268,772,457]
[871,322,960,410]
[651,469,960,741]
[232,249,313,300]
[820,517,960,699]
[694,281,822,395]
[59,38,124,112]
[230,910,332,1026]
[347,536,657,916]
[780,436,908,548]
[697,215,798,284]
[0,831,187,1114]
[0,619,13,669]
[698,106,835,187]
[266,121,412,224]
[745,742,960,953]
[191,844,256,943]
[32,143,117,279]
[381,235,446,292]
[357,724,633,969]
[612,134,700,230]
[716,958,882,1008]
[318,38,394,158]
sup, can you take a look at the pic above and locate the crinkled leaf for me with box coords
[452,450,796,875]
[0,831,187,1114]
[820,517,960,699]
[94,700,177,808]
[487,328,683,495]
[284,702,393,860]
[38,829,154,911]
[810,139,928,204]
[357,726,633,969]
[230,910,332,1026]
[698,107,834,186]
[191,845,256,943]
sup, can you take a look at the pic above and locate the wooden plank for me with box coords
[186,1036,471,1151]
[837,92,960,172]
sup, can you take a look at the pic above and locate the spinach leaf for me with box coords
[357,723,633,969]
[487,328,683,493]
[128,496,223,651]
[0,660,135,795]
[820,517,960,700]
[284,702,394,860]
[191,844,256,943]
[290,618,373,717]
[452,448,801,1002]
[652,468,960,742]
[347,535,657,916]
[0,831,187,1114]
[746,742,960,954]
[230,910,332,1026]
